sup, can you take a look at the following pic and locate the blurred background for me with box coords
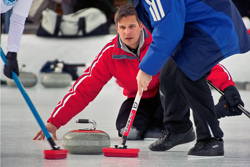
[1,0,133,35]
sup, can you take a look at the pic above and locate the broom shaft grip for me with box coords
[1,48,58,150]
[119,90,142,147]
[207,80,250,118]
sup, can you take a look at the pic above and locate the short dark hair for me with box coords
[114,4,141,25]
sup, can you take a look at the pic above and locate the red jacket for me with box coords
[48,28,235,129]
[48,28,160,129]
[207,63,235,91]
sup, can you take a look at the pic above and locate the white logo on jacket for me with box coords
[145,0,165,21]
[3,0,16,6]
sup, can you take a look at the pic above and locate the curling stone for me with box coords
[41,72,72,88]
[6,71,38,87]
[62,119,110,154]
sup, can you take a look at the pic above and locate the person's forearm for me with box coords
[7,13,26,52]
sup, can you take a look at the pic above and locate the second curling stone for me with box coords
[41,63,72,88]
[62,119,110,154]
[41,72,72,88]
[6,71,38,87]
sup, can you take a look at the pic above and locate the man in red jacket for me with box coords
[33,4,243,141]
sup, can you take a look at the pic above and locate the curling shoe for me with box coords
[188,138,224,158]
[149,127,196,151]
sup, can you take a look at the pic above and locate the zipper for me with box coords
[137,56,141,63]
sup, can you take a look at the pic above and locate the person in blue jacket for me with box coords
[1,0,33,79]
[133,0,250,157]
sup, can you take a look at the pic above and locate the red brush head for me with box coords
[44,149,68,159]
[102,147,139,157]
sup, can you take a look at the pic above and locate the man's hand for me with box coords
[224,86,244,107]
[136,70,152,96]
[33,122,58,140]
[215,95,242,119]
[215,86,244,119]
[4,52,19,79]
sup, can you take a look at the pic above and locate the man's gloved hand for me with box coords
[215,95,242,119]
[224,85,244,107]
[3,52,19,79]
[214,85,244,119]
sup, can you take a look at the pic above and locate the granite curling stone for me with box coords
[62,119,110,154]
[6,71,38,87]
[41,72,72,88]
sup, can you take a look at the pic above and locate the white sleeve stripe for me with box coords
[145,0,157,21]
[145,0,151,5]
[146,0,165,21]
[152,0,161,21]
[52,44,114,118]
[218,64,231,80]
[149,7,157,21]
[156,0,165,18]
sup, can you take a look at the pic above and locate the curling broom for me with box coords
[1,48,68,159]
[102,90,142,157]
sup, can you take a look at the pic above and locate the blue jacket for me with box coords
[134,0,250,81]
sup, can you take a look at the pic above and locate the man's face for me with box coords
[116,15,143,49]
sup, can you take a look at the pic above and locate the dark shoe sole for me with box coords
[188,150,224,157]
[188,155,224,159]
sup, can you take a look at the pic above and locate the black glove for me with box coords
[3,52,19,79]
[224,85,244,107]
[215,95,242,119]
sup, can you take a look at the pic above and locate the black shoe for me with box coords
[188,138,224,157]
[149,127,196,151]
